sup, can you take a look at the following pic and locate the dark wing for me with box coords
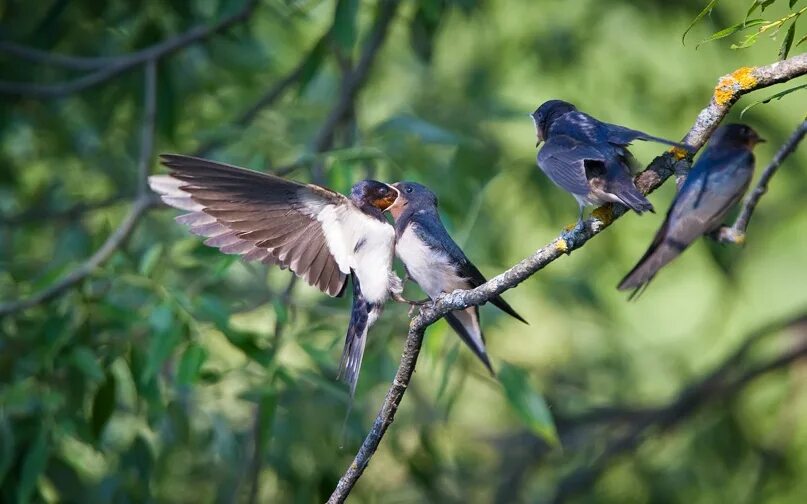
[150,154,350,297]
[413,213,527,324]
[537,134,605,197]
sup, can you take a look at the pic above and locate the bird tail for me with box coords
[338,275,381,396]
[444,307,494,375]
[489,296,528,325]
[606,159,654,214]
[617,222,685,294]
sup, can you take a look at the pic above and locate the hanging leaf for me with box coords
[498,362,560,448]
[17,428,49,503]
[740,83,807,116]
[91,372,117,440]
[332,0,359,51]
[177,344,208,385]
[778,19,797,59]
[682,0,722,45]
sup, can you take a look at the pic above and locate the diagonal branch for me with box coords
[718,118,807,244]
[0,0,257,99]
[0,62,158,318]
[327,51,807,503]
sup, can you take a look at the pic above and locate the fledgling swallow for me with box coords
[531,99,691,228]
[386,182,527,372]
[149,154,405,396]
[618,124,764,295]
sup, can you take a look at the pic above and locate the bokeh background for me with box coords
[2,0,807,502]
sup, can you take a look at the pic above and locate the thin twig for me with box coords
[0,40,115,71]
[0,0,257,99]
[326,51,807,502]
[718,118,807,244]
[0,61,158,317]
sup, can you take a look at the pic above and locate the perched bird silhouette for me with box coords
[387,182,527,372]
[618,124,764,295]
[531,99,690,229]
[150,154,406,396]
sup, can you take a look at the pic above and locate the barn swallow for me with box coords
[531,99,691,230]
[149,154,406,396]
[386,182,527,372]
[618,124,764,295]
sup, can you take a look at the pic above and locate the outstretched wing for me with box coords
[150,154,350,297]
[537,134,604,197]
[603,121,688,149]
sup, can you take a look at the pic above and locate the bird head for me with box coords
[385,181,438,220]
[350,180,399,212]
[530,99,577,147]
[711,123,766,150]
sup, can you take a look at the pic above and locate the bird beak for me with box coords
[384,183,406,215]
[373,184,400,211]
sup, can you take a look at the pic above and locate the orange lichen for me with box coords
[668,146,690,160]
[592,205,613,225]
[713,67,758,106]
[555,239,568,253]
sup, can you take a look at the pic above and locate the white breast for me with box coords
[396,226,465,299]
[317,203,397,305]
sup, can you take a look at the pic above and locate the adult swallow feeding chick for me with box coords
[531,99,690,230]
[386,182,527,372]
[618,124,764,295]
[149,154,405,395]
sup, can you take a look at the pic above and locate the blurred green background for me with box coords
[1,0,807,502]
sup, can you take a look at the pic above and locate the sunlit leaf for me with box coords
[682,0,721,45]
[498,362,559,448]
[696,19,766,49]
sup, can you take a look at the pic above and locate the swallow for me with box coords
[149,154,406,396]
[618,124,764,295]
[531,99,690,229]
[386,182,527,372]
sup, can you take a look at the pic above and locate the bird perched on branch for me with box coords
[531,99,690,232]
[618,124,764,296]
[386,182,527,372]
[150,154,407,396]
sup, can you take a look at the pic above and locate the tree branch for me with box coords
[718,118,807,244]
[0,0,257,99]
[327,51,807,502]
[548,312,807,503]
[0,62,158,317]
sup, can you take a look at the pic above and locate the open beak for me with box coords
[372,184,400,212]
[384,183,407,214]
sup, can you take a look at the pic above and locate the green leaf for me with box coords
[498,363,560,448]
[18,428,49,504]
[791,0,801,8]
[682,0,721,45]
[778,19,797,59]
[333,0,359,51]
[138,243,163,277]
[70,347,105,382]
[740,83,807,116]
[0,414,14,485]
[696,19,766,49]
[297,38,328,96]
[177,344,208,385]
[91,372,117,440]
[796,31,807,46]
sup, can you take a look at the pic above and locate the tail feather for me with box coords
[338,275,381,396]
[618,237,686,293]
[444,307,494,374]
[614,186,655,214]
[490,296,528,325]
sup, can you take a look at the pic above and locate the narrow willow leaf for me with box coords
[498,363,560,448]
[0,415,13,485]
[745,0,761,22]
[138,243,163,277]
[778,20,797,59]
[796,32,807,46]
[333,0,359,51]
[177,344,208,385]
[18,428,49,503]
[740,83,807,116]
[791,0,802,9]
[697,19,766,49]
[91,372,117,440]
[683,0,721,45]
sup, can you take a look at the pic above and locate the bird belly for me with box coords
[396,227,465,299]
[350,217,397,305]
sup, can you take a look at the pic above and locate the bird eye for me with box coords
[405,186,413,194]
[379,187,388,194]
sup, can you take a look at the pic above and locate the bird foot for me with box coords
[712,226,746,245]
